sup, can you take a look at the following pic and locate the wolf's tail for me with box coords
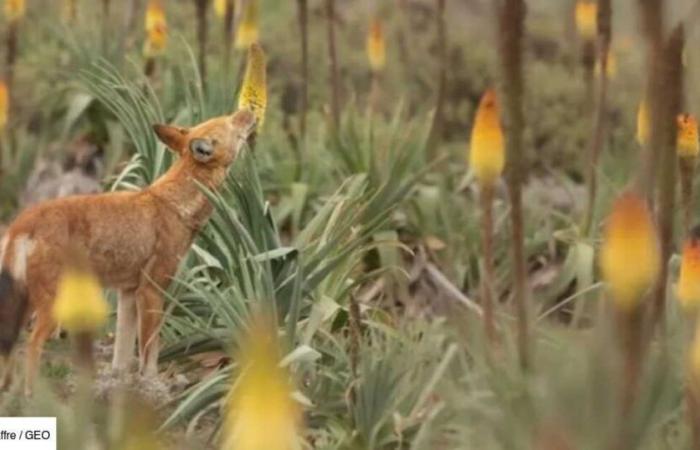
[0,270,27,355]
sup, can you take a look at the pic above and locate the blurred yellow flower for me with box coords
[677,113,699,158]
[222,317,301,450]
[599,192,660,312]
[367,17,386,72]
[678,230,700,312]
[52,266,109,334]
[637,99,650,147]
[214,0,227,18]
[238,43,267,128]
[0,81,8,134]
[469,89,505,186]
[144,0,168,58]
[235,0,259,50]
[4,0,25,22]
[575,0,597,41]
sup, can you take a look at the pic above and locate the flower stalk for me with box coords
[427,0,447,160]
[470,89,505,345]
[194,0,210,86]
[325,0,340,135]
[498,0,529,370]
[582,0,611,236]
[297,0,308,140]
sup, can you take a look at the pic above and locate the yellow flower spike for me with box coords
[599,192,660,312]
[52,265,108,334]
[575,0,597,41]
[222,317,301,450]
[367,17,386,73]
[677,113,700,158]
[143,0,168,58]
[0,81,8,135]
[677,228,700,312]
[469,89,505,187]
[238,43,267,128]
[4,0,25,22]
[637,99,650,147]
[214,0,227,18]
[235,0,259,50]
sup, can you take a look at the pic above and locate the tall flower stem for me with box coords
[427,0,447,161]
[479,184,498,344]
[195,0,209,87]
[325,0,340,135]
[498,0,529,370]
[582,0,611,236]
[650,25,684,330]
[297,0,309,141]
[223,0,235,75]
[5,22,18,91]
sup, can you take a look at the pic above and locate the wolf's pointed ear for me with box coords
[153,124,189,154]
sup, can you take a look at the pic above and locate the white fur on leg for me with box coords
[11,234,36,283]
[139,334,160,377]
[112,292,138,373]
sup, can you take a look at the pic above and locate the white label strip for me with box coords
[0,418,56,450]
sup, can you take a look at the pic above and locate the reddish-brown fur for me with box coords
[0,109,256,395]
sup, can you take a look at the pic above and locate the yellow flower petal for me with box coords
[678,230,700,312]
[235,0,259,50]
[367,18,386,72]
[4,0,25,22]
[222,317,301,450]
[678,113,699,158]
[144,0,168,58]
[238,43,267,128]
[0,81,8,134]
[214,0,227,18]
[469,89,505,186]
[575,0,597,41]
[52,266,109,334]
[599,192,660,311]
[637,99,650,147]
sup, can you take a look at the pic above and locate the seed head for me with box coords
[235,0,259,50]
[677,113,699,158]
[367,18,386,72]
[238,43,267,128]
[469,89,505,186]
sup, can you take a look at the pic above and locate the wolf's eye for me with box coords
[190,139,214,162]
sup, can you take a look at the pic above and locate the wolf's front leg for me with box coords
[112,290,138,373]
[136,284,165,377]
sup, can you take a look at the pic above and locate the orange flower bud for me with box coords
[144,0,168,58]
[469,89,505,186]
[0,81,8,134]
[575,0,597,41]
[678,113,700,158]
[599,192,660,311]
[4,0,25,22]
[678,229,700,312]
[367,18,386,72]
[637,99,650,147]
